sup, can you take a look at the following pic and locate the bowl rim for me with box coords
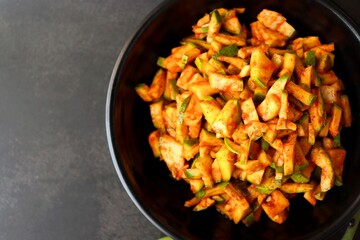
[105,0,180,238]
[105,0,360,239]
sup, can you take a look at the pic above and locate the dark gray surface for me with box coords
[0,0,163,239]
[0,0,358,240]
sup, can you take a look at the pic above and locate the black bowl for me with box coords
[106,0,360,239]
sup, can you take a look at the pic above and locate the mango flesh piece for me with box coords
[310,147,334,192]
[209,72,243,92]
[250,49,276,88]
[200,98,222,125]
[192,155,214,188]
[257,9,296,38]
[223,183,251,224]
[262,189,290,224]
[215,145,236,181]
[212,99,241,138]
[257,94,281,121]
[148,130,161,158]
[159,134,187,180]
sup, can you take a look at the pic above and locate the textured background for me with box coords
[0,0,358,240]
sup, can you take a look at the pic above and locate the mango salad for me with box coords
[135,8,352,226]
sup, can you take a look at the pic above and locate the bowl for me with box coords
[106,0,360,239]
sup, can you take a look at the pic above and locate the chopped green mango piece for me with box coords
[212,99,241,138]
[305,50,316,66]
[310,147,334,192]
[213,44,239,60]
[215,145,236,181]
